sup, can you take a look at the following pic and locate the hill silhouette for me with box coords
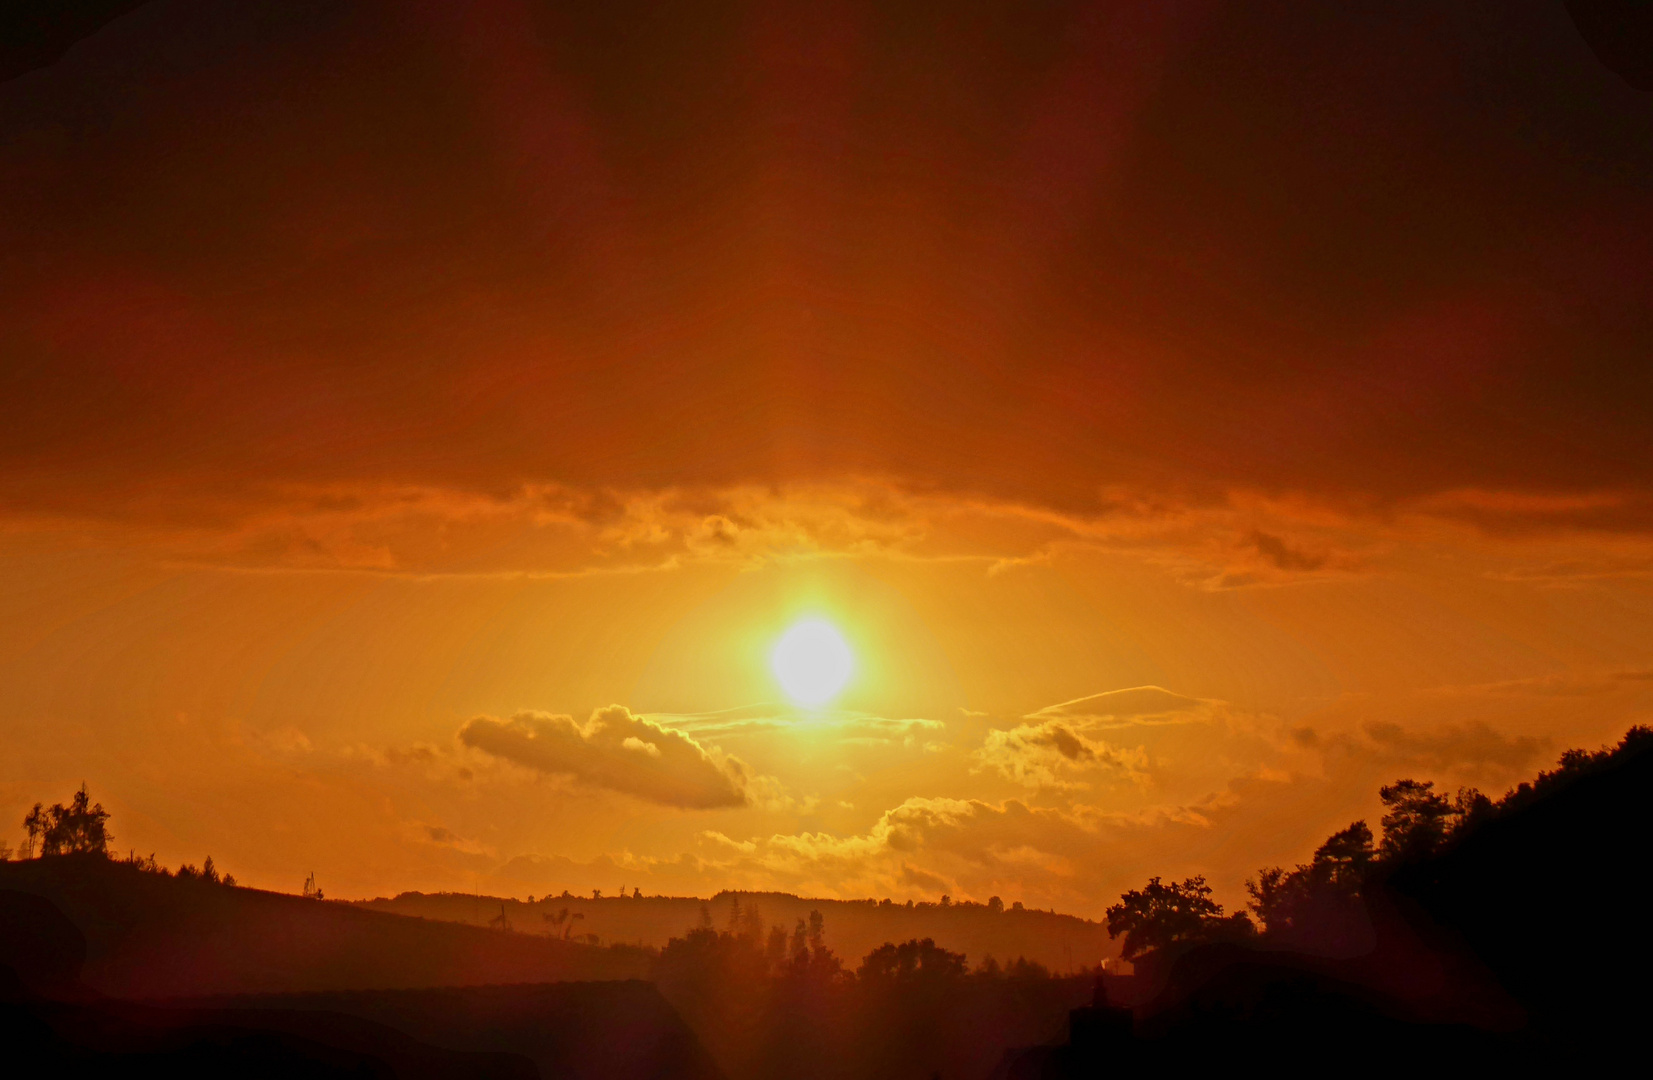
[0,855,650,997]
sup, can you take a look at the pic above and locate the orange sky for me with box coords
[2,0,1652,916]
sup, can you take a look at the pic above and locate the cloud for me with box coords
[382,743,439,765]
[10,470,1653,600]
[1028,686,1208,727]
[1249,530,1327,572]
[457,705,752,809]
[470,744,1393,914]
[900,863,953,894]
[1413,489,1653,538]
[974,721,1147,790]
[689,793,1232,911]
[1360,720,1546,777]
[719,797,1115,896]
[408,822,493,859]
[659,704,946,746]
[1417,670,1653,700]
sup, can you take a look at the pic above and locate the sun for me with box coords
[770,619,854,707]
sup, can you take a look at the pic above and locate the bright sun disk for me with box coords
[771,619,854,707]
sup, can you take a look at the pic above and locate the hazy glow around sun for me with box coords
[771,619,854,707]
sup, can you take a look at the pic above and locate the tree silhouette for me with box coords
[765,924,788,968]
[857,938,967,982]
[739,900,765,943]
[1238,737,1653,959]
[22,784,111,857]
[1502,726,1653,811]
[1313,820,1375,883]
[1379,780,1456,861]
[781,909,844,982]
[1003,955,1051,979]
[1105,876,1251,959]
[1247,821,1375,949]
[789,917,808,962]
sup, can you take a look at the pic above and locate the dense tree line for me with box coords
[1104,726,1653,964]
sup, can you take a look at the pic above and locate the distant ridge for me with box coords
[356,889,1119,974]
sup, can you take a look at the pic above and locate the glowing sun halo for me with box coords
[771,619,854,707]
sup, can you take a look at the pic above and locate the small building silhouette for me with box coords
[991,969,1136,1079]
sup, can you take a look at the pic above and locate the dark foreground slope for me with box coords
[6,994,540,1078]
[661,967,1094,1080]
[1006,731,1653,1077]
[1,885,721,1078]
[0,855,649,996]
[184,983,722,1080]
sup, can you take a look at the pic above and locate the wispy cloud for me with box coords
[657,704,945,746]
[1027,685,1210,728]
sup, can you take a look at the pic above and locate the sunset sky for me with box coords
[3,0,1651,917]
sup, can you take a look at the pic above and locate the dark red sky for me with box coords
[2,0,1651,520]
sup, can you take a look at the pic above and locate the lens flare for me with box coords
[770,619,854,707]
